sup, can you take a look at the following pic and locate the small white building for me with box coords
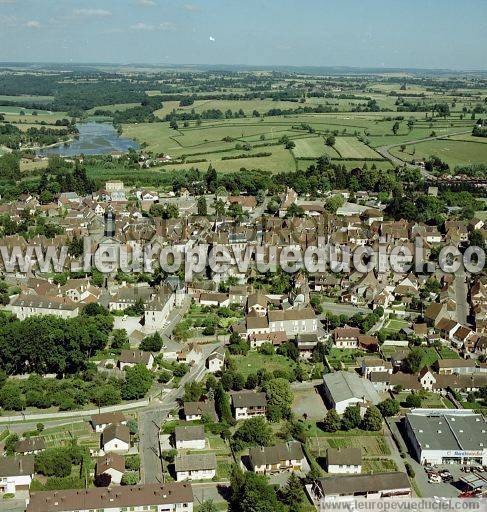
[101,424,131,454]
[248,441,304,475]
[118,349,154,370]
[206,347,225,373]
[96,453,125,485]
[231,391,267,421]
[174,453,217,482]
[0,456,34,495]
[327,448,362,474]
[175,425,206,450]
[90,412,127,433]
[361,357,393,378]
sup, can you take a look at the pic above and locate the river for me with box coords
[37,122,139,157]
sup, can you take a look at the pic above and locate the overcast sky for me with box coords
[0,0,486,70]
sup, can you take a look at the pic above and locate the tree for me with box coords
[4,434,19,456]
[139,332,163,352]
[35,448,73,477]
[199,500,218,512]
[121,364,154,400]
[183,381,204,402]
[325,135,336,146]
[231,416,273,451]
[127,419,138,435]
[377,398,400,417]
[125,454,140,471]
[470,229,485,248]
[311,341,331,363]
[322,409,341,432]
[278,472,305,507]
[230,469,283,512]
[324,194,344,213]
[215,383,232,423]
[402,348,423,374]
[197,196,208,216]
[341,405,361,431]
[264,378,293,422]
[404,393,422,408]
[360,406,383,431]
[94,473,112,487]
[392,121,400,135]
[111,329,129,350]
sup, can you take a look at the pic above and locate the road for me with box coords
[138,343,218,484]
[376,130,472,177]
[454,263,469,325]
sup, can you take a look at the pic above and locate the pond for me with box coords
[37,122,139,157]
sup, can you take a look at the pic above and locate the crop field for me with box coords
[0,105,52,115]
[292,136,340,159]
[0,94,53,103]
[86,103,140,114]
[308,434,390,457]
[2,112,68,124]
[391,138,487,167]
[333,137,382,159]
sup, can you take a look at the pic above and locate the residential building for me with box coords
[248,441,304,474]
[327,448,362,474]
[118,349,154,370]
[0,456,34,495]
[7,294,79,320]
[206,347,225,373]
[174,453,217,482]
[183,401,218,422]
[90,412,127,433]
[95,453,125,485]
[101,424,130,454]
[231,391,267,420]
[14,437,45,455]
[175,425,206,450]
[27,482,194,512]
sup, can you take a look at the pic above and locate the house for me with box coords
[101,424,131,454]
[227,195,257,212]
[231,391,267,420]
[14,437,46,455]
[267,308,318,336]
[96,453,125,485]
[249,331,287,350]
[27,482,194,512]
[206,347,225,373]
[247,293,268,316]
[174,453,217,482]
[7,294,79,320]
[360,357,392,378]
[118,349,154,370]
[175,425,206,450]
[248,441,304,475]
[333,326,360,348]
[183,401,218,422]
[436,318,461,339]
[90,412,127,433]
[0,456,34,495]
[322,371,380,414]
[295,333,319,359]
[310,472,411,502]
[327,448,362,474]
[436,359,477,375]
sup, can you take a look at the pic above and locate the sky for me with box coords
[0,0,486,70]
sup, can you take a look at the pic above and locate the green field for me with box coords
[308,433,390,457]
[232,352,295,378]
[390,138,487,167]
[382,318,410,334]
[333,137,383,159]
[86,103,140,114]
[0,105,52,115]
[0,94,53,103]
[292,136,340,159]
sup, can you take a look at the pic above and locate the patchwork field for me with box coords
[391,138,487,167]
[292,136,340,159]
[308,433,390,457]
[333,137,383,159]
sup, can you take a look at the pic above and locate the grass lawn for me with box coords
[420,347,439,368]
[437,347,460,359]
[232,352,295,379]
[328,348,365,367]
[362,458,398,474]
[308,433,390,457]
[292,136,340,159]
[382,318,409,335]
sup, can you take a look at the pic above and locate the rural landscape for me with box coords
[0,1,487,512]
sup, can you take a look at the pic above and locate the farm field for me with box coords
[0,105,52,115]
[333,137,382,159]
[390,138,487,167]
[308,432,390,457]
[292,136,340,159]
[0,94,53,103]
[86,102,140,114]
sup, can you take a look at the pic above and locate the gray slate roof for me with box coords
[174,453,217,472]
[323,371,380,405]
[327,447,362,466]
[249,441,303,467]
[316,472,410,495]
[175,424,205,442]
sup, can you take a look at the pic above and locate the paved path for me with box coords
[139,343,218,484]
[454,263,469,325]
[319,301,369,318]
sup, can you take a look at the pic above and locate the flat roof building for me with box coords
[405,410,487,466]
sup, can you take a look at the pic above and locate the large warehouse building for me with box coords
[405,410,487,466]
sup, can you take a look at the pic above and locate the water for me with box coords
[37,122,139,157]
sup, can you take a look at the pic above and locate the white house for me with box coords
[175,425,206,450]
[7,294,79,321]
[101,424,130,454]
[0,456,34,495]
[118,349,154,370]
[96,453,125,485]
[90,412,127,433]
[206,347,225,373]
[327,448,362,474]
[248,441,304,475]
[231,391,267,421]
[361,357,393,378]
[174,453,217,482]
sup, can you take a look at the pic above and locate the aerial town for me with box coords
[0,1,486,511]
